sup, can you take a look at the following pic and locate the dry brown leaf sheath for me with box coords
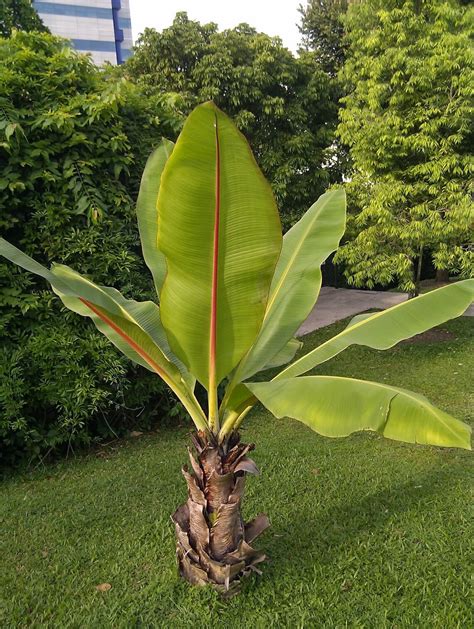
[172,431,270,593]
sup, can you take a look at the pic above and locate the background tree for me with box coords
[298,0,353,213]
[335,0,473,294]
[0,0,48,36]
[298,0,349,75]
[0,31,183,463]
[123,12,338,229]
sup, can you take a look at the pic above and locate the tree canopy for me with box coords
[298,0,349,75]
[123,12,339,228]
[335,0,473,293]
[0,0,48,37]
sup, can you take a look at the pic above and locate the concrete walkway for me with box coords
[297,287,473,336]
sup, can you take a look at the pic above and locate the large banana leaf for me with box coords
[221,278,474,436]
[52,265,194,388]
[276,280,474,380]
[0,238,205,427]
[58,291,170,373]
[157,102,282,389]
[136,139,174,296]
[228,188,346,385]
[247,377,472,450]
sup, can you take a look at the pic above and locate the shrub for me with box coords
[0,31,184,464]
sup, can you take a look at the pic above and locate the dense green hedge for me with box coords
[0,32,185,464]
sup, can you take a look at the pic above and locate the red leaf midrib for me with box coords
[209,112,220,388]
[79,298,168,379]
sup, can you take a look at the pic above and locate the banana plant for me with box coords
[1,102,472,594]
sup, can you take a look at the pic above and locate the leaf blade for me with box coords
[0,238,198,399]
[276,280,474,380]
[136,139,174,296]
[233,188,346,383]
[157,102,282,387]
[248,376,472,450]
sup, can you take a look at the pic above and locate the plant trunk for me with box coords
[172,431,270,594]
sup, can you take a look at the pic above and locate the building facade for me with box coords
[32,0,133,65]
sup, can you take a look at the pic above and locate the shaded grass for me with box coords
[0,317,472,628]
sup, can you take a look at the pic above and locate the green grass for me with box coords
[1,317,472,628]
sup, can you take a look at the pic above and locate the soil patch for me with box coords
[400,327,456,345]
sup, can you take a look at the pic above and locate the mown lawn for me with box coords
[1,317,472,628]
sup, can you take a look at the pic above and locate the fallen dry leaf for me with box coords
[95,583,112,592]
[130,431,143,438]
[341,579,353,592]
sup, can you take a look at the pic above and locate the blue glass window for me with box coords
[118,17,131,29]
[71,39,116,52]
[34,2,112,20]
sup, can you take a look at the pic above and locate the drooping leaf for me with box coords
[231,188,345,384]
[53,267,194,389]
[247,376,472,450]
[0,238,205,427]
[276,280,474,380]
[0,239,181,381]
[57,290,179,377]
[136,139,174,296]
[0,237,69,291]
[157,102,282,388]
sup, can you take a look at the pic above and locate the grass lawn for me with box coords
[0,317,472,628]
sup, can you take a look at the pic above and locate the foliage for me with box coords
[0,320,180,461]
[299,0,349,75]
[0,0,48,37]
[2,100,472,452]
[0,316,472,625]
[335,0,474,294]
[298,0,352,194]
[0,31,183,464]
[123,12,339,229]
[1,101,471,590]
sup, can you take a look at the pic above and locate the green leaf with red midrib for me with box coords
[79,298,168,381]
[157,102,282,402]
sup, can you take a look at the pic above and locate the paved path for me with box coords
[297,287,473,336]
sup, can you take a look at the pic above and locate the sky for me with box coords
[128,1,304,53]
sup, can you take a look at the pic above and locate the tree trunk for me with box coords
[410,247,424,298]
[436,269,450,283]
[172,431,270,594]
